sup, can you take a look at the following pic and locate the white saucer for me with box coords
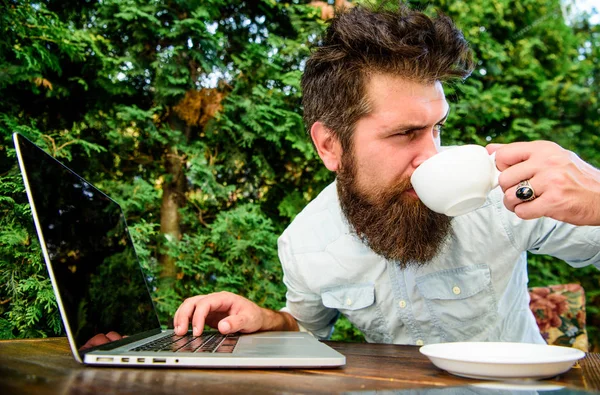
[471,382,565,391]
[419,342,585,380]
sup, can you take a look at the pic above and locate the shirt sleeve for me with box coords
[277,232,340,340]
[495,190,600,269]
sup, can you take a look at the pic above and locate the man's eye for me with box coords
[393,129,414,137]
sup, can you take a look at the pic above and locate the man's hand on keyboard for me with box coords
[173,291,299,336]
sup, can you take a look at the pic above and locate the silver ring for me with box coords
[516,180,536,202]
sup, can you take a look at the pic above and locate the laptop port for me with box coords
[96,357,114,362]
[153,358,166,363]
[137,358,145,363]
[121,358,130,363]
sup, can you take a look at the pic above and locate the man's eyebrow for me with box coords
[438,108,450,123]
[388,108,451,131]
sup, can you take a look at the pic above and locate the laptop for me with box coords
[13,132,345,368]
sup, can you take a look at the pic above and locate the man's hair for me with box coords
[301,2,474,151]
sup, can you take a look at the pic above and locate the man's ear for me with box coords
[310,121,342,172]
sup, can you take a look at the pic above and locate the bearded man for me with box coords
[173,3,600,345]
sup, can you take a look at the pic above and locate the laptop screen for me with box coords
[14,134,161,352]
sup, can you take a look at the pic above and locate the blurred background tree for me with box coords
[1,0,598,349]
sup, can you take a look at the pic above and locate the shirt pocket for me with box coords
[415,264,499,342]
[321,283,390,343]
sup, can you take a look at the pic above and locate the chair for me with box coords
[528,283,588,352]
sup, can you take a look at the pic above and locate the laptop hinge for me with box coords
[80,328,163,355]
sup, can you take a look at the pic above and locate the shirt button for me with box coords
[416,340,424,346]
[452,286,461,295]
[345,298,352,306]
[398,300,407,309]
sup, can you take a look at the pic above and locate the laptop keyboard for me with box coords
[131,332,239,353]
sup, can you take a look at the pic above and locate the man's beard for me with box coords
[337,152,452,268]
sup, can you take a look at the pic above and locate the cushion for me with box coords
[528,283,588,352]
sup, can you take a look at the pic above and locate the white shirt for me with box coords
[278,182,600,345]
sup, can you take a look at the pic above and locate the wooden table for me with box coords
[1,337,599,394]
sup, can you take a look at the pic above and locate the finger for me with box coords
[218,314,248,334]
[498,160,538,192]
[485,143,504,155]
[205,312,229,328]
[503,183,534,213]
[492,142,536,171]
[513,194,548,220]
[191,302,210,336]
[218,318,233,334]
[189,292,240,336]
[173,301,189,335]
[503,187,518,213]
[105,331,123,341]
[218,312,260,334]
[82,334,111,349]
[173,295,206,335]
[503,177,543,215]
[504,178,536,210]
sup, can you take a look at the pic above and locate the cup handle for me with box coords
[490,152,501,189]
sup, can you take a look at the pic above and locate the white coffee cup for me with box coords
[410,145,501,216]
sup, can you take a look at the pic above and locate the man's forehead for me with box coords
[362,74,448,123]
[366,73,446,101]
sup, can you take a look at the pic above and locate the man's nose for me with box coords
[412,137,440,168]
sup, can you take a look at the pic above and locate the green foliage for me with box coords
[331,315,366,343]
[167,204,284,312]
[0,171,62,338]
[0,0,598,349]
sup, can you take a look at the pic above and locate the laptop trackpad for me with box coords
[234,334,324,356]
[250,337,307,345]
